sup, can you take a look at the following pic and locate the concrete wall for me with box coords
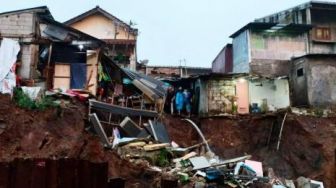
[0,12,37,79]
[250,32,307,60]
[291,56,336,107]
[290,58,309,106]
[69,14,136,40]
[249,32,307,76]
[306,56,336,107]
[233,30,250,73]
[0,13,34,37]
[250,59,290,77]
[249,79,290,110]
[256,6,336,55]
[19,44,39,79]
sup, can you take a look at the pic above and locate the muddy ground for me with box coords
[0,95,158,187]
[164,114,336,187]
[0,94,335,187]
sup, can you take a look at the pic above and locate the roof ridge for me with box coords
[63,6,137,33]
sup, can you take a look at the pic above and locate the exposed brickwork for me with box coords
[0,13,34,36]
[207,79,235,114]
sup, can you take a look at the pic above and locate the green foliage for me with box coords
[154,148,170,167]
[313,108,324,117]
[13,88,57,111]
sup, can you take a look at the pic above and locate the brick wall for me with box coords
[207,79,235,114]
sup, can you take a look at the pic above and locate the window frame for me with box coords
[314,27,331,41]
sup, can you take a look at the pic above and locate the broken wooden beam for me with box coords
[143,143,170,151]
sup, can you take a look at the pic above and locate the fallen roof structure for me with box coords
[89,99,158,118]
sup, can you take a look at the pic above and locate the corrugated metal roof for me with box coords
[230,22,312,38]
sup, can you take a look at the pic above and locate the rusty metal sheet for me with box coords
[78,160,92,188]
[91,162,108,188]
[30,159,48,188]
[0,162,10,188]
[58,158,78,188]
[45,160,58,188]
[11,159,33,188]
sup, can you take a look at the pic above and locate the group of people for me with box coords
[165,86,192,117]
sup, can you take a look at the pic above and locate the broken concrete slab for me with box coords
[296,177,311,188]
[89,113,112,148]
[285,179,296,188]
[120,117,142,137]
[189,156,211,170]
[137,129,151,138]
[149,120,170,143]
[310,180,324,188]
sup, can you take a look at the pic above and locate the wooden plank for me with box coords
[86,51,98,96]
[54,64,70,77]
[53,64,70,90]
[143,143,170,151]
[53,78,70,90]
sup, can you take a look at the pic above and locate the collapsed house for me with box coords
[0,6,166,111]
[0,6,103,95]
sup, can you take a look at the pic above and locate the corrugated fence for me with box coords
[0,158,114,188]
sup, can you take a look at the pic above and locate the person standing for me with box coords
[175,87,184,115]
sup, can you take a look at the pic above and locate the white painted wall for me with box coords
[249,79,290,111]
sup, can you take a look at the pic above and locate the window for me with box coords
[297,68,304,77]
[315,27,331,41]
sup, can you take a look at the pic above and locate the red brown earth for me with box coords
[164,114,336,188]
[0,94,335,187]
[0,95,158,187]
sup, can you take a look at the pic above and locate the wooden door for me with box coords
[236,80,249,114]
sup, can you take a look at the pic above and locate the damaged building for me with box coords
[64,6,138,70]
[254,1,336,107]
[193,74,290,116]
[0,6,103,95]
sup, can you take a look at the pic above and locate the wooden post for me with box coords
[45,44,53,89]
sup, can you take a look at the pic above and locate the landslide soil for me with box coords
[164,114,336,188]
[1,93,335,188]
[0,95,157,188]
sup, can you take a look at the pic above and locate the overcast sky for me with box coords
[1,0,335,67]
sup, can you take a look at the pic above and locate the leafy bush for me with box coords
[13,88,57,111]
